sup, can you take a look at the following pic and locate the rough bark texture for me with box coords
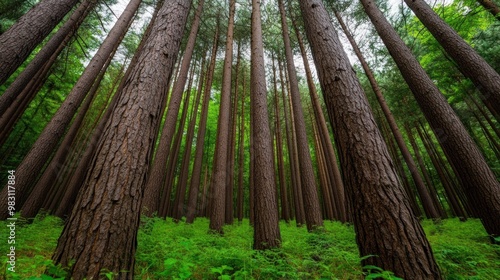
[141,0,204,217]
[51,0,191,278]
[0,0,97,118]
[404,0,500,118]
[278,0,323,231]
[299,1,442,278]
[362,0,500,237]
[209,0,236,234]
[0,0,142,220]
[251,0,281,250]
[333,10,440,219]
[0,0,79,86]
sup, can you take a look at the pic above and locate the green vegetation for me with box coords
[1,216,499,279]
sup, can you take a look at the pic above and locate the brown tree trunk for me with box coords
[142,0,204,217]
[404,0,500,120]
[51,0,191,278]
[236,66,246,223]
[278,0,323,231]
[209,0,236,234]
[186,24,219,224]
[362,0,500,237]
[334,9,440,219]
[290,14,346,222]
[272,55,290,223]
[0,0,97,118]
[299,1,442,278]
[0,0,142,220]
[477,0,500,19]
[20,53,116,219]
[0,0,79,86]
[251,0,281,250]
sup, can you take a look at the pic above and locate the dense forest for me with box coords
[0,0,499,278]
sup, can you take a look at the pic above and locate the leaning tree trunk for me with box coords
[333,9,440,219]
[362,0,500,237]
[51,0,191,278]
[404,0,500,116]
[299,0,442,278]
[476,0,500,20]
[0,0,142,220]
[0,0,97,118]
[278,0,323,231]
[251,0,281,250]
[141,0,204,217]
[0,0,79,86]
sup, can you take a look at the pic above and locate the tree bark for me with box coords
[477,0,500,19]
[141,0,204,217]
[51,0,191,278]
[299,1,442,278]
[278,0,323,231]
[404,0,500,117]
[0,0,79,85]
[362,0,500,237]
[251,0,281,250]
[0,0,97,118]
[0,0,142,220]
[209,0,236,234]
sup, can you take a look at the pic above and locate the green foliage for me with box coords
[2,216,500,279]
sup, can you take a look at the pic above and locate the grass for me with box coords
[1,215,499,279]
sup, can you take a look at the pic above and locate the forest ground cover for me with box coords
[0,215,499,279]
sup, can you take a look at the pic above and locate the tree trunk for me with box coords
[0,0,142,220]
[362,0,500,237]
[477,0,500,19]
[299,1,442,278]
[251,0,281,250]
[334,9,440,219]
[236,66,246,223]
[209,0,236,234]
[142,0,204,217]
[51,0,191,278]
[186,22,219,224]
[0,0,79,85]
[404,0,500,118]
[278,0,323,231]
[0,0,97,117]
[290,13,346,222]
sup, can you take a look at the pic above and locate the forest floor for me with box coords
[1,215,499,279]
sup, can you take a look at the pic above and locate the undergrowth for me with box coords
[1,215,499,279]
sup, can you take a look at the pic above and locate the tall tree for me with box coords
[403,0,500,116]
[278,0,323,231]
[0,0,143,220]
[251,0,281,250]
[51,0,192,277]
[298,0,442,278]
[209,0,236,234]
[141,0,205,217]
[0,0,97,119]
[333,9,440,219]
[0,0,79,85]
[361,0,500,238]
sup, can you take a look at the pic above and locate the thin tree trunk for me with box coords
[362,0,500,237]
[299,1,442,278]
[477,0,500,19]
[251,0,281,250]
[236,66,246,223]
[51,0,191,277]
[186,25,219,224]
